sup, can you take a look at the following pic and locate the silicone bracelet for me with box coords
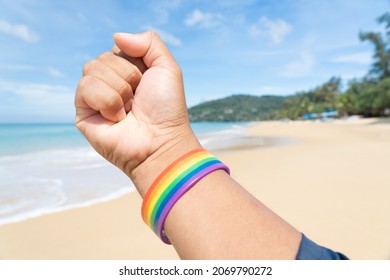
[155,162,228,243]
[142,150,209,223]
[152,159,220,231]
[141,148,230,244]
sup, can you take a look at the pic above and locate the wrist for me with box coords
[129,127,202,197]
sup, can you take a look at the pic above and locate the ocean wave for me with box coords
[0,186,133,226]
[0,122,258,225]
[195,122,264,152]
[0,146,134,226]
[0,178,68,224]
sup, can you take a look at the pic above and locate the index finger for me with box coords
[112,44,148,74]
[113,32,178,71]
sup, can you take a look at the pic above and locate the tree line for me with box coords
[275,12,390,119]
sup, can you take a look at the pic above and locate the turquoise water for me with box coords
[0,122,252,225]
[0,122,248,155]
[0,124,88,156]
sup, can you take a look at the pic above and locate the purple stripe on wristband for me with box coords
[156,162,230,244]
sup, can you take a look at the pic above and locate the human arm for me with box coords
[74,31,301,259]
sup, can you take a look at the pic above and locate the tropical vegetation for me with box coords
[189,13,390,122]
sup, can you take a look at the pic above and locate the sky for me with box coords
[0,0,389,122]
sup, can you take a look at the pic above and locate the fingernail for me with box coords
[114,32,134,38]
[116,109,127,121]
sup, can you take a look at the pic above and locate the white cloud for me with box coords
[77,12,87,23]
[0,81,73,105]
[149,27,182,46]
[331,52,372,65]
[46,67,65,78]
[215,0,256,8]
[0,64,65,78]
[281,52,315,78]
[0,64,35,71]
[184,9,224,28]
[341,71,368,81]
[152,0,182,24]
[77,53,94,62]
[236,49,293,57]
[253,86,295,95]
[0,19,39,43]
[102,16,118,28]
[201,95,223,102]
[249,16,292,44]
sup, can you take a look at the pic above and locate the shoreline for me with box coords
[0,122,263,227]
[0,118,389,259]
[0,186,133,227]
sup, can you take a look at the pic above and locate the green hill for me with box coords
[188,94,286,122]
[188,14,390,122]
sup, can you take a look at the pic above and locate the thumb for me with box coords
[113,31,177,70]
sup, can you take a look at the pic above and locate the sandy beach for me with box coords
[0,118,389,260]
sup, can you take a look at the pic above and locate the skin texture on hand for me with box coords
[75,32,200,194]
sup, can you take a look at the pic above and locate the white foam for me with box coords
[0,122,259,225]
[0,145,135,226]
[0,186,134,226]
[195,122,264,151]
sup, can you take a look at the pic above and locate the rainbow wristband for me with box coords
[141,148,230,244]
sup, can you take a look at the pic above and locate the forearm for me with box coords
[130,136,301,259]
[166,170,301,259]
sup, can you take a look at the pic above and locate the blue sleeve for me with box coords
[296,234,349,260]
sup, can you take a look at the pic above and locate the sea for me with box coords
[0,122,258,225]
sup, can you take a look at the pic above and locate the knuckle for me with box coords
[82,60,98,75]
[148,30,161,41]
[97,51,112,61]
[77,75,100,92]
[104,92,120,109]
[112,45,120,54]
[172,62,182,76]
[77,75,91,89]
[80,75,98,87]
[125,69,140,84]
[118,82,132,97]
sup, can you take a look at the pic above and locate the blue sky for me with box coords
[0,0,389,122]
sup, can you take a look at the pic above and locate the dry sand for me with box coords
[0,118,389,259]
